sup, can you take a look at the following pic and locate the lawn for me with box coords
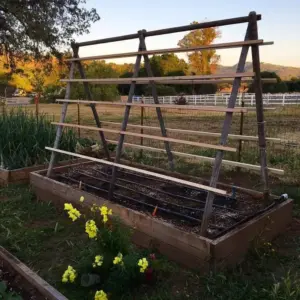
[0,184,300,300]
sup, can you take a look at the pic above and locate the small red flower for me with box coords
[145,267,153,282]
[149,253,156,260]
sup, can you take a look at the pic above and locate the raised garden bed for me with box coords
[0,246,67,300]
[0,159,85,186]
[30,161,293,269]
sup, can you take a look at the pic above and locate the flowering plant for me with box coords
[61,197,155,299]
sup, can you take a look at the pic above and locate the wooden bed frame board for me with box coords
[0,246,67,300]
[0,159,85,186]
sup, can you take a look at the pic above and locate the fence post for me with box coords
[77,101,81,138]
[194,95,196,105]
[214,94,217,106]
[237,94,245,165]
[282,94,285,106]
[251,94,254,106]
[140,96,144,158]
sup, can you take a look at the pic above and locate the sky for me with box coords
[76,0,300,67]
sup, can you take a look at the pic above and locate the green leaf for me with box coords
[0,281,7,294]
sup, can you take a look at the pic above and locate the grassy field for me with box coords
[0,184,300,300]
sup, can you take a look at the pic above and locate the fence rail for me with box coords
[5,97,31,106]
[132,93,300,106]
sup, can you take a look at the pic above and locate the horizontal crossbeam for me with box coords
[59,78,276,85]
[67,40,272,61]
[75,14,261,47]
[101,121,283,142]
[45,147,228,195]
[60,72,255,84]
[55,100,248,112]
[52,122,237,152]
[105,139,284,175]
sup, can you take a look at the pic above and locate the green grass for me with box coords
[1,185,300,300]
[0,108,77,170]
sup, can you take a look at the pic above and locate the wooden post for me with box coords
[237,93,245,163]
[77,101,81,138]
[35,93,40,122]
[46,61,75,177]
[72,44,111,160]
[200,17,252,236]
[139,30,175,170]
[249,11,269,200]
[108,35,143,199]
[140,96,144,158]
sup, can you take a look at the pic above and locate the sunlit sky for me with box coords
[76,0,300,67]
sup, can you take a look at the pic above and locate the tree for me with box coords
[71,61,119,101]
[248,72,288,93]
[178,22,221,74]
[285,79,300,92]
[0,0,99,63]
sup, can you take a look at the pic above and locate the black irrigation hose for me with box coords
[75,170,205,212]
[92,168,242,215]
[58,174,201,224]
[76,170,239,219]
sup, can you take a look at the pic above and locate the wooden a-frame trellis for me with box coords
[46,11,280,236]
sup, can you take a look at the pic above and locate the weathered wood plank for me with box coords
[105,139,284,175]
[51,122,237,152]
[67,40,271,61]
[60,72,255,83]
[55,100,248,112]
[45,147,228,195]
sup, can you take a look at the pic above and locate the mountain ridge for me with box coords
[217,62,300,80]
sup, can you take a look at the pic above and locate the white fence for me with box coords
[132,93,300,106]
[5,97,31,106]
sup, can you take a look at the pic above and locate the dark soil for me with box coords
[0,264,46,300]
[55,163,282,239]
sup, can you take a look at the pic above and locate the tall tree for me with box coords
[71,61,119,101]
[248,71,288,93]
[0,0,99,65]
[178,22,221,74]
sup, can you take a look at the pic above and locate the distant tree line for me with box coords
[248,71,300,94]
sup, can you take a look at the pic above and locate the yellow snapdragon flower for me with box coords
[100,205,112,223]
[113,253,123,265]
[94,290,108,300]
[93,255,104,268]
[64,203,81,221]
[91,203,99,212]
[85,220,98,239]
[62,265,77,283]
[138,258,148,273]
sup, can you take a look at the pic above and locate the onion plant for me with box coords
[0,108,76,170]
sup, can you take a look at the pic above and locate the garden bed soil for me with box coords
[30,161,293,270]
[0,158,85,186]
[0,247,67,300]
